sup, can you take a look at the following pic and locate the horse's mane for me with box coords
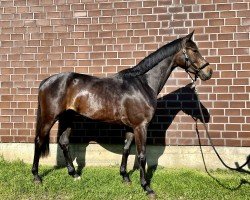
[118,37,183,78]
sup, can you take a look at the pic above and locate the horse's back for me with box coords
[39,72,94,90]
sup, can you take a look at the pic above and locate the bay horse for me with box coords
[32,31,212,197]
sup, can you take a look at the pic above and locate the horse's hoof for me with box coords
[73,174,81,181]
[33,175,42,184]
[147,192,156,200]
[123,176,132,185]
[123,180,132,185]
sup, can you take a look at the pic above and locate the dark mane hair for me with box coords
[118,37,183,78]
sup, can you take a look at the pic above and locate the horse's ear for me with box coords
[182,30,195,44]
[187,30,194,40]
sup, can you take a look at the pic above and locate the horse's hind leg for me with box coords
[120,132,134,183]
[32,118,56,183]
[58,127,80,180]
[32,137,43,183]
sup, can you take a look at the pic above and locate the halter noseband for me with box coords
[183,49,209,81]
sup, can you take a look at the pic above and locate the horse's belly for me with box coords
[87,106,122,123]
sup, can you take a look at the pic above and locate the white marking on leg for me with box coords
[74,176,81,181]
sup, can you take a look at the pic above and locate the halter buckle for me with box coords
[182,49,188,61]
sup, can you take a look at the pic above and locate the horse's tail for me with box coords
[35,90,50,158]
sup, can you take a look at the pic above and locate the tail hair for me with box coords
[35,101,50,157]
[39,134,50,157]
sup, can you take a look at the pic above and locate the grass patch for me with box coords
[0,157,249,200]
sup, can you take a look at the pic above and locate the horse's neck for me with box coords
[144,56,175,94]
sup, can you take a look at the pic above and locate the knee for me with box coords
[124,132,134,150]
[59,136,69,148]
[59,128,71,147]
[59,136,69,144]
[126,132,134,141]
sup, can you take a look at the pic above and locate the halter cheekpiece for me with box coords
[182,48,209,82]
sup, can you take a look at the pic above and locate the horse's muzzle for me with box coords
[198,66,213,81]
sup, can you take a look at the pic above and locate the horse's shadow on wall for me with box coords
[56,84,210,175]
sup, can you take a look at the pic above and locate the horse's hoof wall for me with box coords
[123,180,132,185]
[74,175,81,181]
[34,180,42,184]
[148,193,156,200]
[123,176,132,185]
[33,176,42,184]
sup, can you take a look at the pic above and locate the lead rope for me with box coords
[192,80,250,173]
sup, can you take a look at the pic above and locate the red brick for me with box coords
[209,124,224,131]
[114,2,127,9]
[99,2,113,9]
[221,11,236,18]
[242,125,250,131]
[121,59,136,65]
[238,132,250,138]
[230,86,245,93]
[233,3,248,10]
[234,94,249,101]
[225,139,241,147]
[234,48,249,55]
[1,136,14,142]
[221,26,236,33]
[237,10,250,17]
[201,5,215,11]
[225,18,241,25]
[193,20,208,27]
[0,0,249,147]
[222,132,237,138]
[221,56,237,63]
[84,3,98,10]
[238,40,250,47]
[230,117,245,123]
[234,33,249,40]
[138,8,153,15]
[178,139,194,145]
[209,19,224,26]
[154,7,168,14]
[242,140,250,147]
[226,124,241,131]
[238,56,250,62]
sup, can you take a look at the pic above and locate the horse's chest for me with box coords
[119,95,155,127]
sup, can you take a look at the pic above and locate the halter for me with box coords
[183,49,209,82]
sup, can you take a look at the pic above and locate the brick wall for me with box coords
[0,0,249,147]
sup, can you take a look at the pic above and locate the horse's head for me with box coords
[174,31,213,81]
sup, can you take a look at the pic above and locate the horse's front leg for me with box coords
[120,131,134,183]
[134,125,155,198]
[59,127,80,180]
